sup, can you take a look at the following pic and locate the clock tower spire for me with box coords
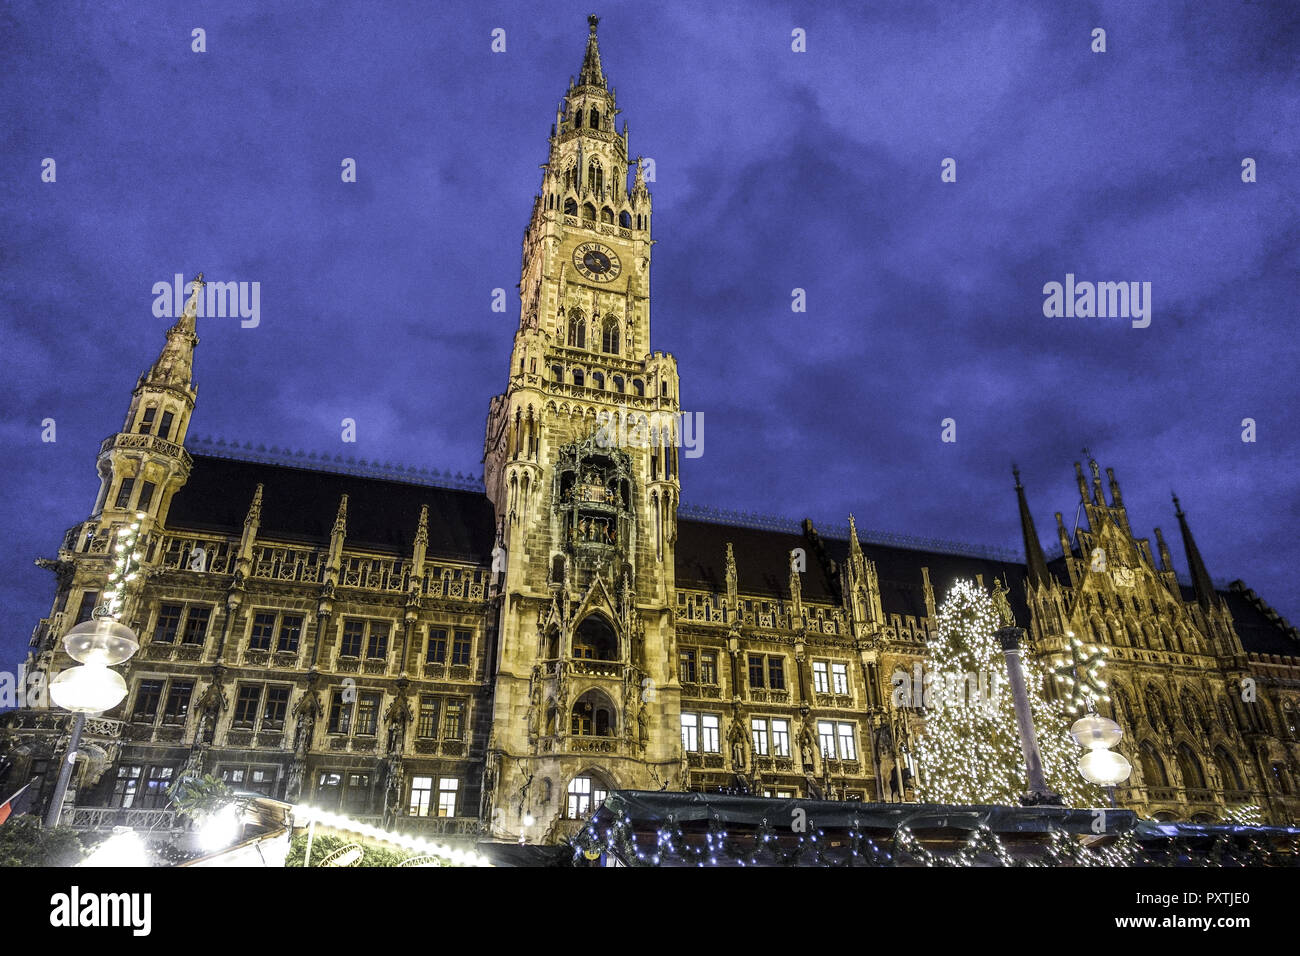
[482,16,681,842]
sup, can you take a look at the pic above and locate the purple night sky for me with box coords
[1,0,1297,667]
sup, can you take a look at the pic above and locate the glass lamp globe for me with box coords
[49,663,128,714]
[1069,713,1123,750]
[1077,748,1132,786]
[63,618,139,666]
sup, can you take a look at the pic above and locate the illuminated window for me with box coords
[409,776,434,817]
[812,661,829,694]
[437,778,459,817]
[679,649,696,683]
[700,652,717,685]
[751,717,769,756]
[681,713,698,752]
[417,696,440,738]
[831,662,850,695]
[233,686,262,729]
[701,714,720,753]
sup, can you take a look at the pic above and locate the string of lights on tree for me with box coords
[1049,629,1110,717]
[913,580,1100,807]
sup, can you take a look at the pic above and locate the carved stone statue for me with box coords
[991,578,1015,628]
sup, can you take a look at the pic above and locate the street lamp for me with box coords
[44,515,145,828]
[1070,712,1132,805]
[44,618,140,826]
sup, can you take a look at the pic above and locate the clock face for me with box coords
[573,242,621,282]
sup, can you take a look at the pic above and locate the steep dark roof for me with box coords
[164,453,1294,657]
[167,454,496,561]
[1222,585,1300,658]
[675,518,1033,622]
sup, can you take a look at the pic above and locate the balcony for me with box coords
[65,807,182,833]
[350,815,480,837]
[100,432,193,470]
[570,659,623,679]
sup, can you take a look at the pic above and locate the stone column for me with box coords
[996,626,1062,806]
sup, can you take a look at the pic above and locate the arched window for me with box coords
[573,615,618,661]
[601,315,619,354]
[1213,746,1243,790]
[572,107,582,129]
[612,375,624,393]
[572,369,585,387]
[564,165,576,191]
[566,774,610,818]
[1176,743,1206,789]
[567,311,586,349]
[1283,700,1298,738]
[550,364,563,382]
[1140,742,1168,787]
[564,198,578,216]
[587,161,603,196]
[588,106,600,129]
[582,202,597,221]
[571,690,616,738]
[619,210,631,228]
[591,371,604,390]
[632,379,644,397]
[600,206,614,224]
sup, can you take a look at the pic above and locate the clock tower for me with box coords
[482,15,684,841]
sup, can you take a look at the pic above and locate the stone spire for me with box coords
[577,14,606,88]
[1173,493,1218,610]
[144,272,202,390]
[1013,465,1050,587]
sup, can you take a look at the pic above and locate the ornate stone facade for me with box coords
[2,18,1297,839]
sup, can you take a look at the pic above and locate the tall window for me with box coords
[180,606,211,645]
[681,713,698,752]
[158,411,175,441]
[679,649,697,683]
[417,696,440,738]
[263,686,290,729]
[355,692,380,736]
[443,700,464,740]
[451,630,472,666]
[141,766,173,808]
[437,778,459,817]
[365,624,389,660]
[700,714,719,753]
[751,717,769,756]
[249,612,276,650]
[427,628,447,663]
[601,316,619,354]
[132,680,164,721]
[161,680,194,724]
[278,615,303,653]
[700,652,717,685]
[112,766,143,808]
[74,591,100,625]
[328,689,352,735]
[340,620,365,657]
[153,604,183,643]
[831,662,850,695]
[233,686,262,729]
[768,658,785,690]
[567,311,586,349]
[137,480,157,512]
[771,719,791,758]
[813,661,829,694]
[137,406,157,434]
[409,776,434,816]
[748,655,765,689]
[114,477,136,509]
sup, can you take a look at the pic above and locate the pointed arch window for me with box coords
[158,410,175,441]
[564,198,578,216]
[587,161,603,196]
[600,206,614,224]
[1213,746,1243,790]
[588,106,600,129]
[1140,742,1168,787]
[601,315,619,355]
[567,311,586,349]
[1176,743,1206,789]
[581,202,596,221]
[619,211,631,228]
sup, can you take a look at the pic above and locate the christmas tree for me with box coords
[913,579,1099,807]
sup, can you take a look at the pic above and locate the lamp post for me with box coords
[44,516,145,828]
[45,617,140,826]
[1070,712,1132,806]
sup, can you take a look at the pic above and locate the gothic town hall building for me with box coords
[3,18,1298,841]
